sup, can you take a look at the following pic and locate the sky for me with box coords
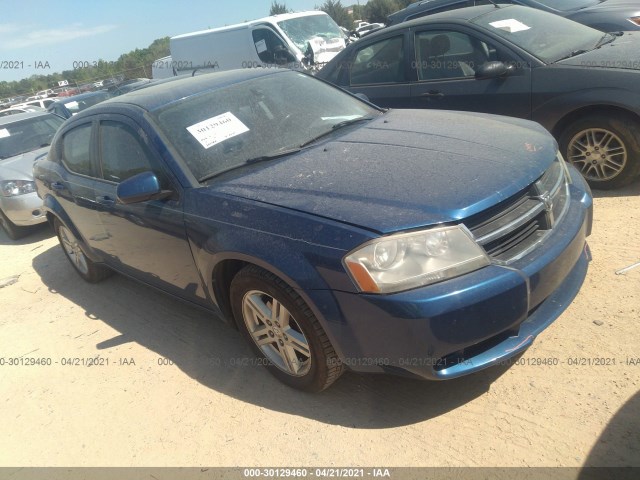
[0,0,325,83]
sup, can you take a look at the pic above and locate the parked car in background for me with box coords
[34,69,592,391]
[0,106,47,117]
[387,0,640,31]
[107,78,152,96]
[47,91,112,119]
[354,22,386,37]
[0,112,64,239]
[13,98,56,109]
[318,4,640,189]
[169,10,346,74]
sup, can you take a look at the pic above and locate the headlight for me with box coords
[0,180,37,197]
[629,16,640,26]
[343,225,490,294]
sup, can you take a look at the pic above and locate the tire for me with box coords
[230,265,344,392]
[559,114,640,190]
[54,218,112,283]
[0,209,29,240]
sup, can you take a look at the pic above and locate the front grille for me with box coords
[466,159,569,263]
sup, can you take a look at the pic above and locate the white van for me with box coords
[167,11,347,76]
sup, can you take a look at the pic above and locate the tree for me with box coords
[318,0,352,28]
[364,0,400,24]
[270,1,289,15]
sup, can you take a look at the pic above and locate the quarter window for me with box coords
[62,123,93,176]
[350,36,405,86]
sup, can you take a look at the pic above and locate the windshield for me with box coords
[472,5,604,63]
[528,0,602,12]
[0,115,64,159]
[277,14,345,52]
[152,71,378,182]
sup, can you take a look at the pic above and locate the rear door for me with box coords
[336,31,414,108]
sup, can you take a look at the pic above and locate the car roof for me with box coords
[0,111,52,126]
[97,68,288,113]
[378,3,507,34]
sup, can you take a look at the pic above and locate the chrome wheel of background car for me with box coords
[568,128,627,182]
[58,225,89,275]
[242,289,312,377]
[560,114,640,190]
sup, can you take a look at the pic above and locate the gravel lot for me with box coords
[0,182,639,472]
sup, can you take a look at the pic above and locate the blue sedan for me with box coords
[34,69,592,391]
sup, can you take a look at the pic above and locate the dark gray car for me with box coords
[318,4,640,189]
[388,0,640,32]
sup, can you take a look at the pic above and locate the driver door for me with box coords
[409,27,532,119]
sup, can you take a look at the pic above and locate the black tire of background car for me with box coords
[54,218,112,283]
[230,265,344,392]
[0,209,29,240]
[559,114,640,190]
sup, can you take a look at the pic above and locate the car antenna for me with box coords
[486,0,501,8]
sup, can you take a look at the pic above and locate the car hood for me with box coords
[0,146,49,181]
[556,32,640,70]
[213,110,556,234]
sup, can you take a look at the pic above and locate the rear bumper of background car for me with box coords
[1,192,47,226]
[309,168,593,380]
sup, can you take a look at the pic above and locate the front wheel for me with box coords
[54,218,111,283]
[559,114,640,189]
[230,265,344,392]
[0,209,29,240]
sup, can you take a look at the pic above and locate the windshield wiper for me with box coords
[299,116,374,148]
[594,32,618,49]
[197,147,301,183]
[555,49,590,62]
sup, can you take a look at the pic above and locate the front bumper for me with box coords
[310,167,592,380]
[0,191,47,226]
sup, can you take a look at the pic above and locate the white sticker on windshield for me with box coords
[187,112,250,149]
[0,128,10,138]
[66,101,79,109]
[255,39,267,54]
[489,19,530,33]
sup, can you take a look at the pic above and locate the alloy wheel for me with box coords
[59,225,89,275]
[567,128,627,182]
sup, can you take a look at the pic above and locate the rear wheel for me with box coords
[230,265,344,392]
[0,209,29,240]
[54,218,111,283]
[559,114,640,189]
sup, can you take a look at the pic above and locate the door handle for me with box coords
[420,90,444,98]
[51,182,65,191]
[96,195,115,206]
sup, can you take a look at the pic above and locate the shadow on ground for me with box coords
[591,180,640,199]
[32,244,512,428]
[0,223,52,246]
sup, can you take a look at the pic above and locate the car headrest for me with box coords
[430,34,450,56]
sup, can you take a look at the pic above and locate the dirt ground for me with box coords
[0,182,639,471]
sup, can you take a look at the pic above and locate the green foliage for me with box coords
[270,1,290,15]
[0,37,170,98]
[364,0,401,24]
[318,0,353,29]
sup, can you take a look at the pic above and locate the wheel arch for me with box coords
[551,105,640,140]
[43,195,102,263]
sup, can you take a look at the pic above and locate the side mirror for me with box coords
[475,61,509,80]
[116,171,172,204]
